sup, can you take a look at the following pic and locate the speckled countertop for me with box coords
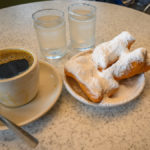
[0,0,150,150]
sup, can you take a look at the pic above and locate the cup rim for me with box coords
[0,48,38,83]
[32,8,65,25]
[68,3,96,17]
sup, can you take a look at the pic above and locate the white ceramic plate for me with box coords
[64,74,145,107]
[64,50,145,107]
[0,61,62,130]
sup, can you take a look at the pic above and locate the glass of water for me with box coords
[32,9,67,59]
[68,3,96,51]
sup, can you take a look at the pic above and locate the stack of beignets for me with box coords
[65,31,150,103]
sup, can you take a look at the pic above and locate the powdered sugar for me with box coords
[92,31,135,69]
[65,53,102,98]
[104,47,147,78]
[65,32,148,100]
[65,51,119,99]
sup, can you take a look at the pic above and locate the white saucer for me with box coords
[64,74,145,107]
[0,61,62,130]
[64,50,145,107]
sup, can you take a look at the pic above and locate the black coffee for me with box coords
[0,49,34,79]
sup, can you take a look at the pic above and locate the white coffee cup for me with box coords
[0,48,39,107]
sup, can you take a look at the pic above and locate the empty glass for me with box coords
[68,3,96,51]
[32,9,67,59]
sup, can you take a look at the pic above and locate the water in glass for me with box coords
[68,4,96,51]
[34,15,66,59]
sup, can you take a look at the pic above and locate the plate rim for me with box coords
[64,74,145,107]
[63,49,146,107]
[0,60,63,130]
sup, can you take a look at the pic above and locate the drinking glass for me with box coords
[68,3,96,51]
[32,9,67,59]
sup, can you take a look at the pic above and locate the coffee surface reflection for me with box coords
[0,49,33,79]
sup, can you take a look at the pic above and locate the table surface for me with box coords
[0,0,150,150]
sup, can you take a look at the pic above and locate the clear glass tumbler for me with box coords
[68,3,96,51]
[32,9,67,59]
